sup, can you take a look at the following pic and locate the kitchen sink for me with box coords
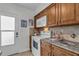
[49,38,79,48]
[58,40,76,46]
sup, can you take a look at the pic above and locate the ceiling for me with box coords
[17,3,42,11]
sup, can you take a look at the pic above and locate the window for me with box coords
[1,16,15,46]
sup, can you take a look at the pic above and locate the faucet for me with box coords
[50,30,55,38]
[58,31,64,41]
[50,30,53,38]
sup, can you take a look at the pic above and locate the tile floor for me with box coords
[12,51,33,56]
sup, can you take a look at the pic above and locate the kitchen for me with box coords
[31,3,79,56]
[0,3,79,56]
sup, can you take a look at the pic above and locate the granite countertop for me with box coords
[41,38,79,54]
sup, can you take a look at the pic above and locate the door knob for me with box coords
[16,32,19,37]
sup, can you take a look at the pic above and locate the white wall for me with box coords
[0,3,51,56]
[0,3,33,56]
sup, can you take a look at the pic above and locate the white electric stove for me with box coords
[32,31,51,56]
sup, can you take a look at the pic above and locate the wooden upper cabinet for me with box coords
[34,9,47,28]
[76,4,79,23]
[34,3,79,28]
[47,4,57,26]
[60,4,75,25]
[35,10,47,20]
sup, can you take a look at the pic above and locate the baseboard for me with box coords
[8,53,18,56]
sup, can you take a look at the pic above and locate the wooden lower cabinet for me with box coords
[41,41,79,56]
[41,41,52,56]
[53,45,78,56]
[41,47,51,56]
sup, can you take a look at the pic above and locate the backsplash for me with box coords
[50,25,79,42]
[50,25,79,35]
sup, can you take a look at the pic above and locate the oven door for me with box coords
[32,36,40,56]
[33,40,38,50]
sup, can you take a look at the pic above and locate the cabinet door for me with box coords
[54,46,63,56]
[41,47,51,56]
[76,3,79,23]
[60,4,75,25]
[47,4,57,26]
[41,41,52,56]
